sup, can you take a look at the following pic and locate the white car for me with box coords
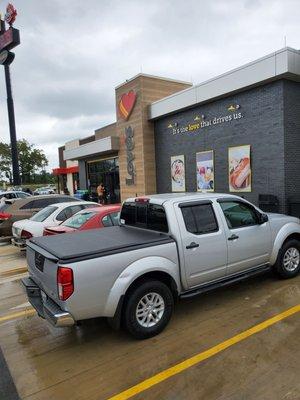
[11,201,99,248]
[33,186,56,195]
[0,190,32,202]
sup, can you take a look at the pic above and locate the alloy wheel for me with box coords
[283,247,300,272]
[136,292,165,328]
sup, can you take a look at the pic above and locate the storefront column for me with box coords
[78,160,87,190]
[66,173,74,195]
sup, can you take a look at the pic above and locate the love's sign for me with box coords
[0,27,20,52]
[119,90,136,120]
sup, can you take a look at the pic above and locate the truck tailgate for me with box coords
[27,243,60,302]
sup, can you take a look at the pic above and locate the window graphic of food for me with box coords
[196,150,214,191]
[229,146,251,192]
[171,158,185,190]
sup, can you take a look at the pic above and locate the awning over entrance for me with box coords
[63,136,120,161]
[52,166,79,175]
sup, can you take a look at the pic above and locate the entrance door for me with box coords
[87,157,120,203]
[175,201,228,288]
[218,200,271,275]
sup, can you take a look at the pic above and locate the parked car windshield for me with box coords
[63,211,98,229]
[30,206,58,222]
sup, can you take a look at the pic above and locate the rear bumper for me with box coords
[11,237,26,248]
[21,277,75,327]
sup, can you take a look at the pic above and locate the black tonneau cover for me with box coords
[29,226,174,262]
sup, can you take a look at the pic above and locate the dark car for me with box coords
[0,194,79,237]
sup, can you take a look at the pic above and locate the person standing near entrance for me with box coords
[97,183,105,204]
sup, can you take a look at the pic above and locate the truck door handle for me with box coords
[228,234,239,241]
[186,242,199,249]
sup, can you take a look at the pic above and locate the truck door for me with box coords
[175,200,228,288]
[217,199,271,275]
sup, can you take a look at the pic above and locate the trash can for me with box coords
[258,194,279,213]
[288,197,300,218]
[74,190,89,200]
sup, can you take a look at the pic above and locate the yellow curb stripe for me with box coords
[0,308,36,323]
[107,303,300,400]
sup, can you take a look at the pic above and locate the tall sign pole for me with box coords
[0,4,20,186]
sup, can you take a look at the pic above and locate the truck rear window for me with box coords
[120,202,168,233]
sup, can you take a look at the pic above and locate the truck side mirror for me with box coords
[257,212,268,224]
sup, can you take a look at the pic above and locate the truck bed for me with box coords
[28,226,174,263]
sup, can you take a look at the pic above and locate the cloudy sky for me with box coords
[0,0,299,170]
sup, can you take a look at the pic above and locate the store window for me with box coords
[87,157,120,204]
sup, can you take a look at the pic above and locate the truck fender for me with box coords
[269,222,300,265]
[104,256,180,317]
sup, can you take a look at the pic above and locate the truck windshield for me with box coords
[120,202,168,233]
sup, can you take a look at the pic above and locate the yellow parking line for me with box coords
[0,308,35,323]
[107,304,300,400]
[0,267,28,277]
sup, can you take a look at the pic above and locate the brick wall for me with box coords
[154,80,288,212]
[283,80,300,212]
[95,123,116,140]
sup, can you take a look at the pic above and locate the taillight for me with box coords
[21,229,33,239]
[57,267,74,300]
[0,212,12,220]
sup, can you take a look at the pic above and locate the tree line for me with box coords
[0,139,55,185]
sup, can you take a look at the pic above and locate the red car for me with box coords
[43,205,121,236]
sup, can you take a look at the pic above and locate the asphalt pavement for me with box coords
[0,242,300,400]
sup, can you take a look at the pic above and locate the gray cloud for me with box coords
[0,0,299,169]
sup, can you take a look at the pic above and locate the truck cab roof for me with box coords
[125,193,243,206]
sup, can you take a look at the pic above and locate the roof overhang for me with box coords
[52,166,79,175]
[148,47,300,120]
[63,136,119,161]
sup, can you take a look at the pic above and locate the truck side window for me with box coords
[181,204,218,235]
[220,201,258,229]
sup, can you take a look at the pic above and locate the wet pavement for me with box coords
[0,242,299,400]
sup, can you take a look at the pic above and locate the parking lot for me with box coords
[0,242,300,400]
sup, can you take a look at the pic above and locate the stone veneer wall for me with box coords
[115,75,191,200]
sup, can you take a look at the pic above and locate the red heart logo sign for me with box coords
[119,90,137,120]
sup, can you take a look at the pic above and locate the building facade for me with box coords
[54,47,300,213]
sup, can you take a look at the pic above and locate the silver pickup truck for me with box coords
[22,193,300,339]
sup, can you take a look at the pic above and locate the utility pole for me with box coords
[4,61,20,185]
[0,4,20,186]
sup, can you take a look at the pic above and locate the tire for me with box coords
[274,239,300,279]
[123,280,174,339]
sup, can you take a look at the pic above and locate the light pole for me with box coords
[0,4,20,186]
